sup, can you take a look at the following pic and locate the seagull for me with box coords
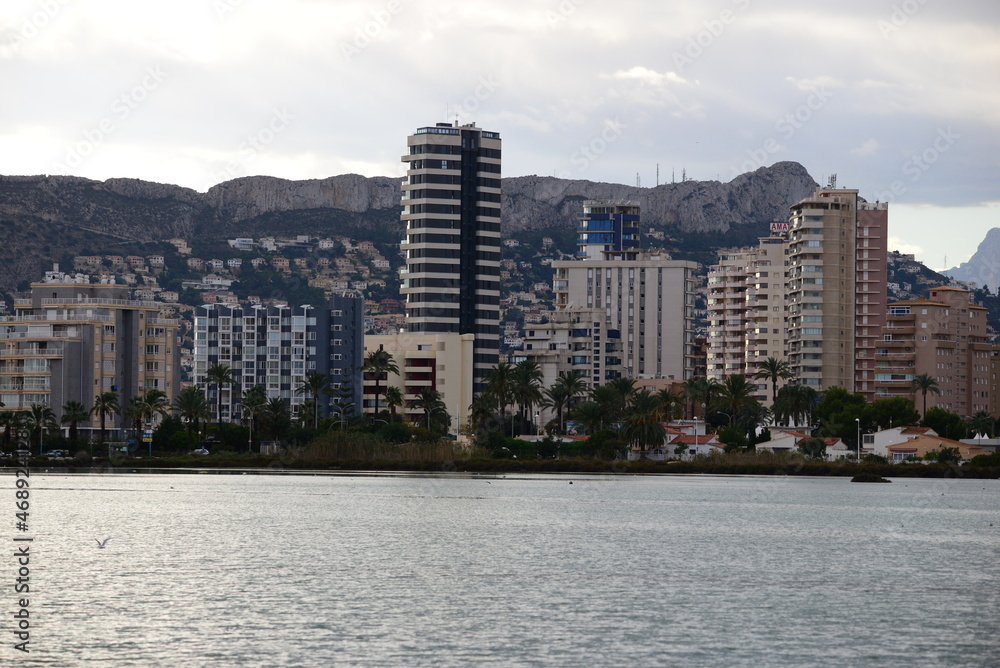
[96,537,112,549]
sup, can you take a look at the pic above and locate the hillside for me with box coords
[0,162,816,292]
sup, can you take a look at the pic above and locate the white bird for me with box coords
[95,537,112,549]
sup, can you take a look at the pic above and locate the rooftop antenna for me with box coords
[636,172,641,187]
[827,173,838,189]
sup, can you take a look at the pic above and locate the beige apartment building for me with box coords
[854,201,890,400]
[552,250,698,381]
[362,332,475,435]
[875,286,992,416]
[516,307,624,426]
[0,272,179,438]
[786,187,859,391]
[706,235,789,403]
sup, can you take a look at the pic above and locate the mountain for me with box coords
[943,227,1000,292]
[0,162,817,291]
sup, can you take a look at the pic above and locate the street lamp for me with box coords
[855,417,861,463]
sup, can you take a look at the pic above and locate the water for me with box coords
[8,472,1000,666]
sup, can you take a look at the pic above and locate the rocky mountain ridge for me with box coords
[944,227,1000,292]
[0,162,818,291]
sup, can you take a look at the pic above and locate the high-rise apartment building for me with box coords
[854,201,890,400]
[552,250,698,381]
[517,306,624,396]
[193,294,363,423]
[576,200,639,260]
[786,187,859,391]
[706,235,789,402]
[0,270,179,436]
[875,287,992,415]
[399,121,501,394]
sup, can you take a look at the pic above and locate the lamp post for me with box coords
[855,417,861,463]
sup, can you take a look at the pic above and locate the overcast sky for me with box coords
[2,0,998,270]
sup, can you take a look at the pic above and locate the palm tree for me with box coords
[541,384,570,434]
[589,384,624,429]
[362,348,399,418]
[772,384,817,427]
[753,357,793,405]
[910,373,941,417]
[0,410,23,451]
[90,391,121,452]
[512,360,544,433]
[656,386,683,422]
[241,385,267,449]
[968,410,994,439]
[260,397,291,443]
[553,370,587,413]
[572,401,606,435]
[61,400,90,445]
[409,388,449,433]
[384,386,404,421]
[204,363,235,427]
[126,390,170,443]
[25,404,57,455]
[621,390,666,456]
[296,370,330,428]
[682,376,721,419]
[482,362,516,435]
[714,374,757,426]
[173,386,210,448]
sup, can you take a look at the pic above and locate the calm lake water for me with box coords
[7,471,1000,666]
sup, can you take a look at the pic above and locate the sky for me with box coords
[2,0,998,271]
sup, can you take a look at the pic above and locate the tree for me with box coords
[511,360,544,434]
[968,410,995,438]
[863,397,920,431]
[620,389,666,456]
[384,386,404,422]
[25,404,57,454]
[260,397,291,443]
[60,400,90,445]
[362,348,398,418]
[910,373,941,417]
[572,401,606,436]
[682,376,721,419]
[205,363,236,427]
[409,387,449,434]
[713,374,758,426]
[797,437,827,460]
[555,370,587,409]
[753,357,793,405]
[656,386,683,422]
[90,391,121,452]
[482,362,516,436]
[541,385,570,433]
[773,384,817,427]
[296,370,330,428]
[0,410,23,451]
[921,406,969,441]
[241,385,267,449]
[173,386,210,448]
[590,384,627,428]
